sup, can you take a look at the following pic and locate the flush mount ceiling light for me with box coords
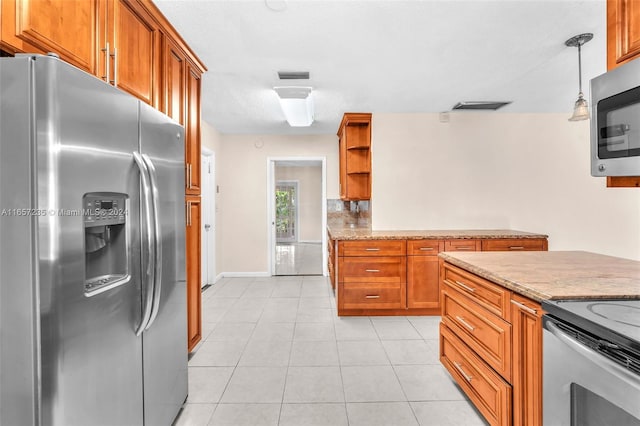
[452,101,512,110]
[274,86,314,127]
[565,33,593,122]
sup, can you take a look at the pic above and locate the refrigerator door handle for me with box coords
[133,152,156,336]
[142,154,163,330]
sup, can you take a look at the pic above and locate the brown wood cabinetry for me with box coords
[4,0,98,73]
[444,239,481,252]
[1,0,207,352]
[482,238,548,252]
[407,240,442,310]
[332,236,546,316]
[440,323,512,426]
[440,262,543,426]
[186,195,202,352]
[511,294,542,426]
[336,239,406,315]
[337,113,372,201]
[607,0,640,187]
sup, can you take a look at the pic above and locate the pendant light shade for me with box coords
[565,33,593,122]
[568,92,589,121]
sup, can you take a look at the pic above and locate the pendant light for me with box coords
[565,33,593,121]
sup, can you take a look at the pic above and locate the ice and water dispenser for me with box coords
[83,193,130,296]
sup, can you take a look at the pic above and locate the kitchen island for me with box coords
[438,250,640,426]
[327,222,548,316]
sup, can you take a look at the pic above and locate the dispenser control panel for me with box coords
[83,194,127,226]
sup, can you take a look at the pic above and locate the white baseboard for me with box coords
[217,272,271,278]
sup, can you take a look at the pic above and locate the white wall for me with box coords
[371,113,640,260]
[217,134,338,274]
[275,165,323,242]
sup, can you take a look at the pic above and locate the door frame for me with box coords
[267,156,327,276]
[201,147,216,285]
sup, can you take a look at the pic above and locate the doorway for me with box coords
[267,157,327,276]
[276,181,299,243]
[201,148,216,286]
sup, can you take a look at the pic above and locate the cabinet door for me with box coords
[10,0,98,73]
[608,0,640,69]
[163,37,185,124]
[338,130,347,199]
[407,255,440,309]
[185,62,201,194]
[511,294,542,426]
[186,196,202,352]
[108,0,158,105]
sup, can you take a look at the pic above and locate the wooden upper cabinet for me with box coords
[9,0,99,73]
[105,0,159,106]
[337,113,372,201]
[607,0,640,188]
[163,38,185,124]
[608,0,640,70]
[185,62,202,194]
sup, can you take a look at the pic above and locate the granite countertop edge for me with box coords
[438,253,552,302]
[327,227,549,241]
[438,252,640,303]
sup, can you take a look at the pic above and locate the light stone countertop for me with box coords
[327,223,548,241]
[439,251,640,302]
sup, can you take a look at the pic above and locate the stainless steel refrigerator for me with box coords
[0,54,188,426]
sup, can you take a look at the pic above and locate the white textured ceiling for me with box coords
[153,0,606,135]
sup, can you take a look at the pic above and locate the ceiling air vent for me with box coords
[278,71,310,80]
[452,101,511,110]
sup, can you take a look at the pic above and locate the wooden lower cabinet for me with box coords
[407,240,441,310]
[440,262,543,426]
[186,195,201,352]
[440,323,512,426]
[511,294,542,426]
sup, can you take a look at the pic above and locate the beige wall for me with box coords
[371,113,640,260]
[215,134,337,274]
[275,165,323,242]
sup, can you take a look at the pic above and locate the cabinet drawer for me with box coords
[407,239,442,256]
[440,323,512,426]
[444,239,481,252]
[339,257,406,283]
[481,238,547,252]
[339,240,406,257]
[442,282,512,381]
[443,264,511,320]
[342,283,404,309]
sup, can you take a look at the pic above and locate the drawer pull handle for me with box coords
[454,280,476,293]
[453,362,473,382]
[365,269,380,273]
[509,246,525,250]
[365,295,380,299]
[511,299,538,315]
[365,248,380,251]
[419,247,434,251]
[455,315,476,332]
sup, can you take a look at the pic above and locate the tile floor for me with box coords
[173,276,487,426]
[275,242,323,276]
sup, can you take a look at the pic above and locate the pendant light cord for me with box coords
[578,42,583,95]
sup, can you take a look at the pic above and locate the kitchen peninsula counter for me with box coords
[327,223,548,241]
[439,250,640,302]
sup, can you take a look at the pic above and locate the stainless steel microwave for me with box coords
[591,58,640,176]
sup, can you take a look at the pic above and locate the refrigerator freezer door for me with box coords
[139,102,188,425]
[33,56,144,426]
[0,52,41,426]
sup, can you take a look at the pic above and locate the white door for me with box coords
[201,151,215,286]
